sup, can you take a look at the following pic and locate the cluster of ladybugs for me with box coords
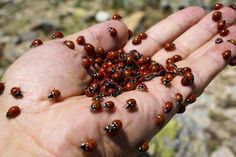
[212,3,236,65]
[0,2,236,154]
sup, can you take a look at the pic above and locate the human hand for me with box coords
[0,5,236,157]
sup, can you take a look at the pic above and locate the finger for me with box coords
[189,25,236,59]
[171,42,236,103]
[54,20,129,53]
[152,7,236,65]
[124,7,206,56]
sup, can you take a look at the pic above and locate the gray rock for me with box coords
[174,116,208,157]
[185,94,213,129]
[0,42,6,57]
[226,137,236,155]
[160,0,205,11]
[18,32,36,43]
[207,122,230,140]
[0,36,11,43]
[31,20,60,34]
[11,36,21,45]
[211,147,235,157]
[95,11,110,22]
[123,11,145,32]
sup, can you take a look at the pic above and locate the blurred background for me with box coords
[0,0,236,157]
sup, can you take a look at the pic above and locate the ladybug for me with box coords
[137,141,149,152]
[90,101,102,113]
[80,138,97,152]
[0,82,5,95]
[48,89,61,101]
[11,87,23,99]
[6,106,21,119]
[125,98,137,112]
[104,119,122,136]
[102,101,115,112]
[137,83,148,92]
[52,31,64,39]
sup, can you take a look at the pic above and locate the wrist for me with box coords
[0,117,52,157]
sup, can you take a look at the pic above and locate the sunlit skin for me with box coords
[0,6,236,157]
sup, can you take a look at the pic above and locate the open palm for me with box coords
[0,6,236,157]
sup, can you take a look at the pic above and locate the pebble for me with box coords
[95,11,110,22]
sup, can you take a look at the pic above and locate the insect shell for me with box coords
[90,101,102,113]
[92,93,104,101]
[0,82,5,95]
[64,40,75,49]
[112,13,122,20]
[137,83,148,92]
[138,32,147,40]
[52,31,64,39]
[80,139,97,152]
[185,93,196,105]
[212,11,222,22]
[215,38,223,44]
[222,50,231,60]
[30,39,43,48]
[161,77,171,87]
[175,93,183,105]
[108,27,117,37]
[102,101,115,112]
[164,101,173,113]
[48,89,61,101]
[84,43,95,57]
[11,87,23,99]
[138,141,149,152]
[76,35,85,45]
[104,119,122,136]
[181,71,194,86]
[6,106,21,119]
[125,98,137,112]
[132,37,142,45]
[213,3,223,10]
[164,41,176,51]
[155,114,165,127]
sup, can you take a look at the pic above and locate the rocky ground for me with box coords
[0,0,235,157]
